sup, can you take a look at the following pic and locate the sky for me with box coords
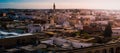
[0,0,120,10]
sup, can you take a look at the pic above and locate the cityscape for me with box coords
[0,0,120,53]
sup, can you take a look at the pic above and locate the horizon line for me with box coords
[1,8,120,11]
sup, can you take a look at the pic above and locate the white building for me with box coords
[74,21,83,30]
[27,24,43,33]
[95,21,108,25]
[112,27,120,36]
[63,21,70,28]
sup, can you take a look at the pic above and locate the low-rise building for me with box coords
[112,27,120,36]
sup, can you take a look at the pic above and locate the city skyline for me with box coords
[1,0,120,10]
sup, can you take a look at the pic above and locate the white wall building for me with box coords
[95,21,108,25]
[63,21,70,28]
[112,27,120,36]
[27,24,43,33]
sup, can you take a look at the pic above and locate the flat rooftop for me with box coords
[0,29,33,39]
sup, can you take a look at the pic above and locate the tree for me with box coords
[0,21,7,30]
[103,22,112,37]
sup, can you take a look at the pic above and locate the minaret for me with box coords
[53,3,56,12]
[50,3,56,26]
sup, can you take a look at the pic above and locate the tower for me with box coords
[53,3,56,12]
[49,3,56,26]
